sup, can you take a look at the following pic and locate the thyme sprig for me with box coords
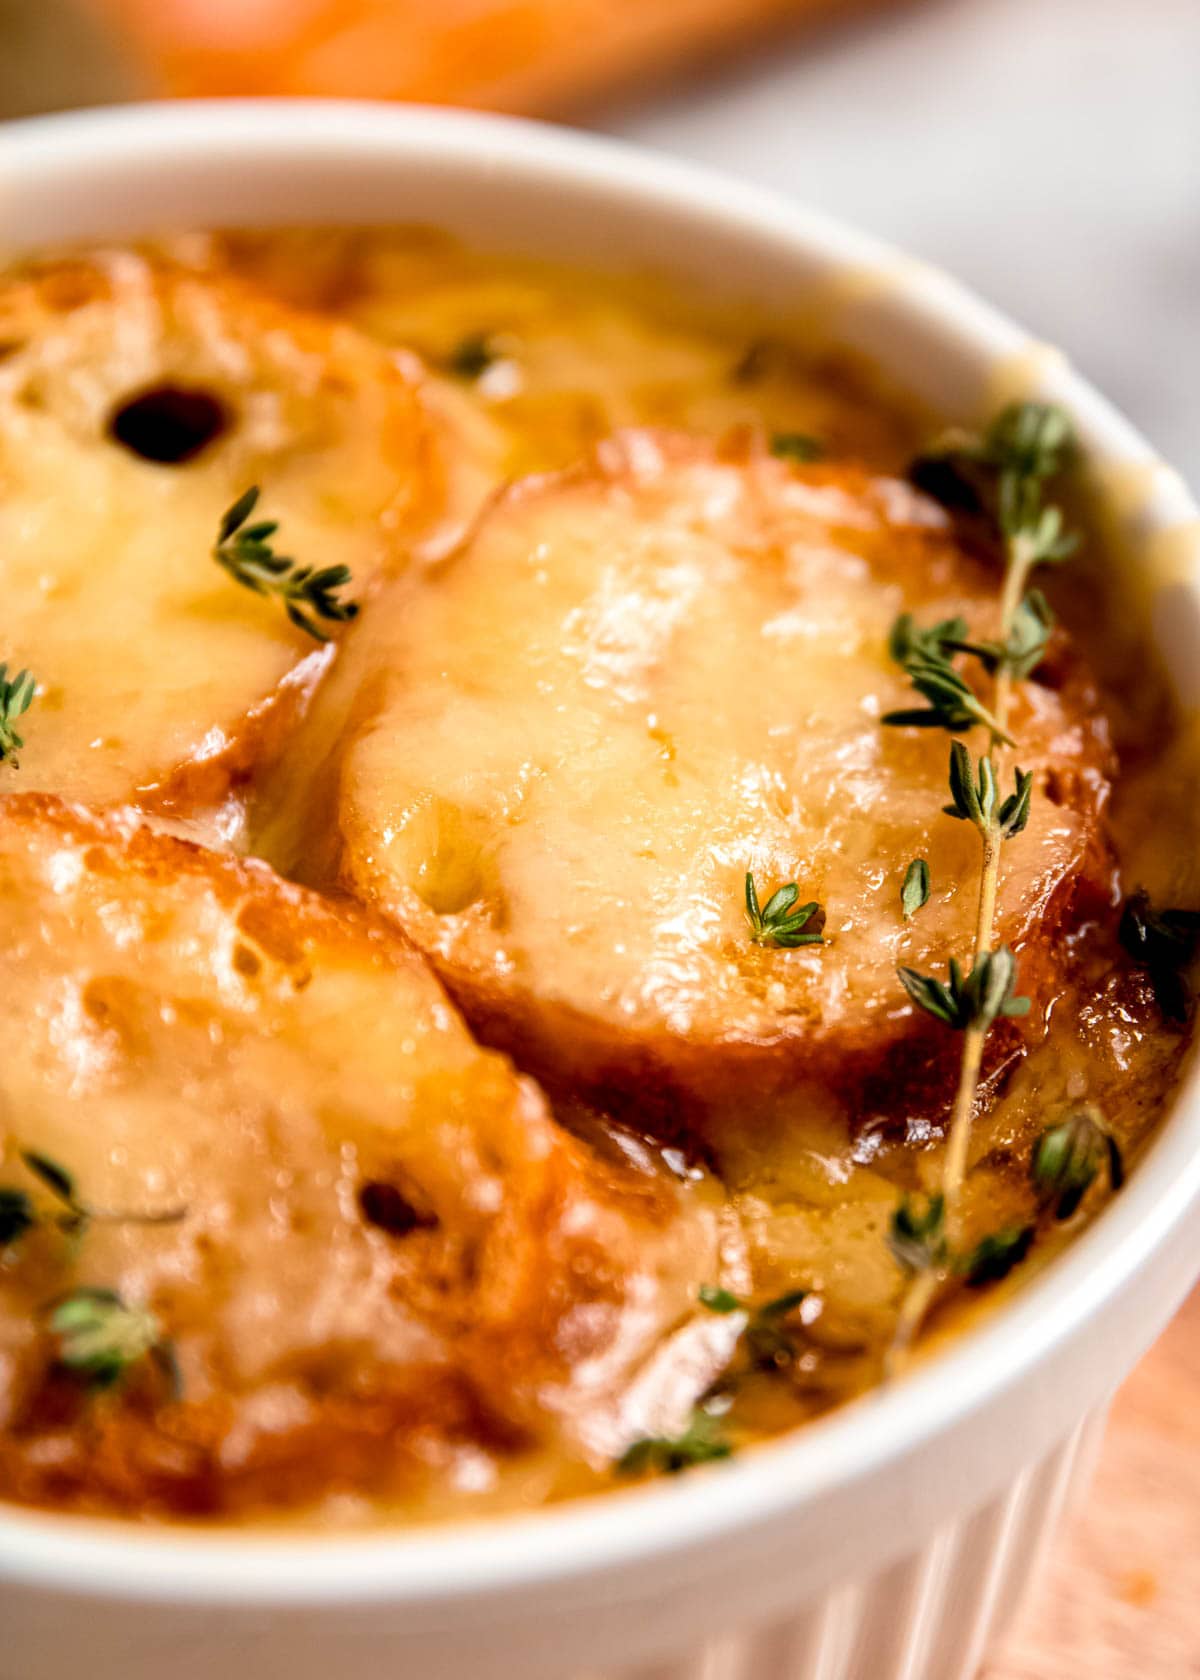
[888,1106,1124,1298]
[884,615,1014,745]
[700,1284,811,1374]
[892,1193,1036,1288]
[885,403,1080,1369]
[744,872,825,948]
[45,1287,180,1396]
[898,946,1029,1032]
[957,1223,1035,1286]
[0,664,36,768]
[910,403,1079,563]
[214,488,359,643]
[943,741,1032,838]
[0,1150,185,1251]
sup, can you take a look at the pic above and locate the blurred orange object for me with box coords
[84,0,877,113]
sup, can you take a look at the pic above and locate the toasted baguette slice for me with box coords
[0,796,734,1516]
[330,430,1114,1136]
[0,255,436,827]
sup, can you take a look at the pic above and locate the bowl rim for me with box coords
[0,97,1197,1610]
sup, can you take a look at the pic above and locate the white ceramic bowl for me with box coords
[1,100,1198,1680]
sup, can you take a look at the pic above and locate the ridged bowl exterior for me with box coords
[607,1413,1106,1680]
[0,103,1197,1680]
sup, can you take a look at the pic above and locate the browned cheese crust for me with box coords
[0,255,441,830]
[327,430,1116,1142]
[0,795,736,1516]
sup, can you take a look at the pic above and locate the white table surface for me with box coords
[605,0,1200,482]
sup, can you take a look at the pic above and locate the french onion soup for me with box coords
[0,231,1193,1523]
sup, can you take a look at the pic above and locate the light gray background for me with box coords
[604,0,1199,479]
[3,0,1196,477]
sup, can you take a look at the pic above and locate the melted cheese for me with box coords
[0,255,433,825]
[0,230,1187,1528]
[0,796,734,1516]
[329,431,1112,1121]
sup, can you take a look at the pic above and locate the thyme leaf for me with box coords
[22,1151,76,1205]
[445,333,501,380]
[617,1407,733,1475]
[699,1284,811,1377]
[898,945,1029,1032]
[742,1289,810,1373]
[888,1194,947,1275]
[946,590,1054,682]
[883,617,1014,744]
[901,858,931,920]
[744,872,825,948]
[943,741,1032,838]
[45,1287,180,1396]
[910,402,1079,568]
[697,1284,740,1314]
[1119,889,1200,1024]
[1033,1108,1124,1221]
[0,664,36,769]
[769,432,823,463]
[957,1224,1034,1287]
[214,487,359,643]
[730,338,792,384]
[0,1189,35,1247]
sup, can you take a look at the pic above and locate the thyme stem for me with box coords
[941,539,1037,1229]
[887,415,1073,1373]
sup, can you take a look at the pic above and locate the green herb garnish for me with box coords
[0,664,36,768]
[741,1290,810,1373]
[887,1194,948,1275]
[769,432,823,463]
[898,946,1029,1032]
[884,403,1080,1371]
[883,614,1014,744]
[943,741,1032,838]
[699,1284,811,1376]
[45,1287,180,1395]
[1033,1108,1124,1221]
[446,333,503,380]
[901,858,930,920]
[744,872,825,948]
[0,1150,185,1252]
[698,1284,740,1314]
[0,1189,36,1247]
[617,1407,732,1476]
[911,403,1079,567]
[957,1224,1034,1287]
[214,487,358,643]
[1119,889,1200,1024]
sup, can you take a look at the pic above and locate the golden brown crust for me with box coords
[0,254,436,830]
[327,429,1115,1140]
[0,795,734,1517]
[0,231,1160,1528]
